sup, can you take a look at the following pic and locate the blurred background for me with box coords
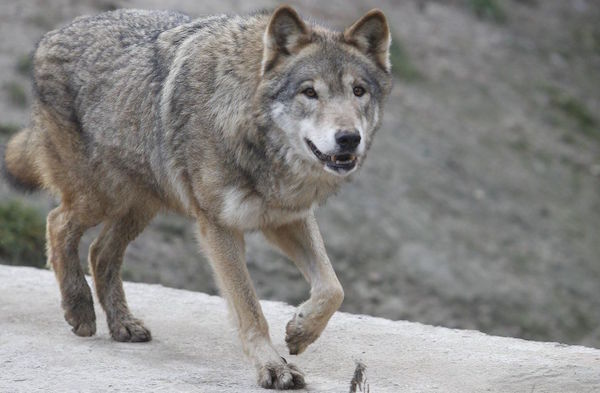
[0,0,599,348]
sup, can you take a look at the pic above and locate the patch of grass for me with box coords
[547,88,599,140]
[513,0,538,6]
[467,0,507,24]
[560,133,576,145]
[572,24,600,54]
[122,267,134,281]
[95,1,119,11]
[552,97,597,132]
[27,13,58,30]
[508,137,530,153]
[0,123,20,136]
[389,37,423,82]
[4,81,27,108]
[0,200,47,268]
[16,54,33,76]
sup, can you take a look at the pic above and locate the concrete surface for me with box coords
[0,266,599,393]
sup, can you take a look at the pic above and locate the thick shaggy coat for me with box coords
[3,6,392,389]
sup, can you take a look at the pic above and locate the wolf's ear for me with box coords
[261,5,310,75]
[344,9,391,73]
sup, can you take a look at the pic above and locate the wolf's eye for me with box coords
[353,86,366,97]
[302,87,318,99]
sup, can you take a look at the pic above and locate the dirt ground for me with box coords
[1,0,599,348]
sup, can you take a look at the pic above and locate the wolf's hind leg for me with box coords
[262,213,344,355]
[89,207,156,342]
[47,205,98,337]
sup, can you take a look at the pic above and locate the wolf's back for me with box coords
[3,10,194,194]
[32,9,192,123]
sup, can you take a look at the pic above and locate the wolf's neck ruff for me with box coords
[156,9,392,220]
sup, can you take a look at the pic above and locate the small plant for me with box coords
[389,37,423,82]
[508,136,530,153]
[0,200,47,268]
[349,362,369,393]
[467,0,507,23]
[552,96,597,134]
[27,13,57,30]
[16,54,33,76]
[546,87,599,140]
[0,123,20,136]
[95,1,119,11]
[4,81,27,108]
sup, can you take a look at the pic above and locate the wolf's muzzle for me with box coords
[335,130,361,151]
[305,138,358,173]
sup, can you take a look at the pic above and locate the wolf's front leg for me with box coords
[263,213,344,355]
[196,218,305,389]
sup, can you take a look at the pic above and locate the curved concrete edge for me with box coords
[0,265,598,392]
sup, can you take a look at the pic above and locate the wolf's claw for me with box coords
[109,317,152,342]
[63,292,96,337]
[258,360,305,389]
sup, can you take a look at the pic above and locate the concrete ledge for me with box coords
[0,266,598,392]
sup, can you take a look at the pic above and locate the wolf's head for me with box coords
[257,6,393,178]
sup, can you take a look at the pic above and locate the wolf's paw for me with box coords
[110,318,152,342]
[285,313,320,355]
[63,297,96,337]
[258,359,305,390]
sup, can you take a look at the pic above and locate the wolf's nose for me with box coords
[335,130,361,150]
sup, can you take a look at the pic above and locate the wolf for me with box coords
[3,5,392,389]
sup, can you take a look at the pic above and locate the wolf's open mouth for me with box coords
[305,139,357,172]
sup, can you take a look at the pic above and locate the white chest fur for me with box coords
[219,187,313,230]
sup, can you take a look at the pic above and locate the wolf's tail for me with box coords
[2,128,43,192]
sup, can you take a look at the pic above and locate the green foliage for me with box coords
[467,0,507,23]
[507,136,530,153]
[95,1,119,11]
[389,37,423,82]
[4,81,27,108]
[27,13,57,30]
[16,54,33,76]
[0,200,47,268]
[552,96,597,134]
[547,89,599,140]
[0,123,20,136]
[572,23,600,54]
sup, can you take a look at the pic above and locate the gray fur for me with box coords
[32,8,391,219]
[6,6,392,389]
